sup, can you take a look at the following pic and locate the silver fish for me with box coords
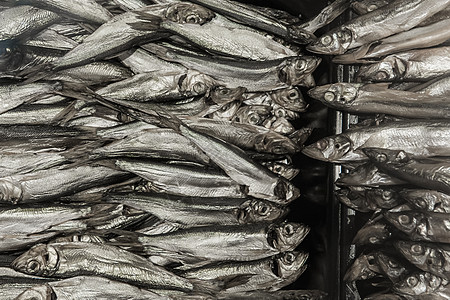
[10,0,113,24]
[302,120,450,163]
[121,222,309,265]
[243,87,307,113]
[106,193,286,227]
[217,290,328,300]
[344,252,383,282]
[411,75,450,97]
[119,47,186,74]
[335,187,374,212]
[364,293,409,300]
[396,241,450,280]
[376,252,411,283]
[114,158,248,198]
[15,276,171,300]
[233,105,271,126]
[263,161,300,180]
[384,211,450,243]
[23,28,78,52]
[179,124,300,205]
[357,46,450,82]
[161,11,296,61]
[307,0,450,55]
[299,0,350,34]
[394,271,450,297]
[308,82,450,119]
[0,5,60,42]
[353,217,392,245]
[263,116,295,135]
[0,82,62,115]
[400,189,450,213]
[363,148,450,194]
[181,251,308,293]
[335,163,406,187]
[97,70,217,102]
[12,242,196,291]
[334,19,450,64]
[351,0,392,15]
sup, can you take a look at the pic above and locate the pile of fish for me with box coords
[0,0,335,299]
[303,0,450,299]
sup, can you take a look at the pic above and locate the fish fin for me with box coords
[127,12,162,31]
[393,57,407,77]
[17,64,53,84]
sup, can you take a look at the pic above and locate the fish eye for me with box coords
[274,165,282,172]
[321,35,332,45]
[295,59,307,71]
[192,82,206,94]
[334,143,341,149]
[27,260,41,273]
[411,244,424,254]
[417,199,427,209]
[382,190,393,200]
[388,260,398,268]
[284,252,296,263]
[375,153,387,162]
[185,14,200,24]
[275,108,286,117]
[398,214,411,225]
[283,224,295,236]
[288,90,298,99]
[218,87,230,95]
[248,113,261,125]
[396,151,408,162]
[324,91,335,102]
[258,205,270,215]
[375,71,388,81]
[407,276,419,287]
[368,4,378,11]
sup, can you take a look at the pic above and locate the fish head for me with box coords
[366,188,401,209]
[351,0,389,15]
[375,252,407,282]
[239,199,286,224]
[396,241,444,274]
[335,188,373,212]
[273,179,300,204]
[234,105,271,126]
[11,244,59,276]
[254,132,300,154]
[384,211,422,235]
[269,222,310,252]
[352,221,391,245]
[0,178,23,204]
[265,161,299,180]
[179,70,217,96]
[308,83,360,108]
[211,100,241,120]
[209,86,247,105]
[15,284,55,300]
[279,56,322,86]
[394,272,446,295]
[275,251,309,279]
[363,148,410,164]
[400,190,435,212]
[164,2,215,25]
[270,87,307,112]
[302,135,353,162]
[307,28,353,55]
[0,41,23,72]
[344,252,380,282]
[287,25,316,44]
[357,57,406,82]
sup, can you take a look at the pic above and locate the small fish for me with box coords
[15,276,170,300]
[384,210,450,243]
[357,46,450,82]
[363,148,450,195]
[400,189,450,213]
[299,0,350,34]
[335,163,406,187]
[375,252,411,283]
[233,105,271,126]
[351,0,392,15]
[352,217,392,245]
[119,47,187,74]
[12,242,196,291]
[344,252,383,282]
[394,271,450,297]
[335,187,374,212]
[263,161,300,180]
[396,241,450,280]
[307,0,450,55]
[302,120,450,163]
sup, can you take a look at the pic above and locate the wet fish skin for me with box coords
[351,0,392,15]
[0,82,62,115]
[410,75,450,97]
[394,271,450,297]
[400,189,450,213]
[308,82,450,119]
[299,0,349,33]
[12,242,195,291]
[307,0,450,55]
[263,161,299,180]
[217,289,327,300]
[302,120,450,163]
[364,293,410,300]
[336,163,406,187]
[375,252,410,283]
[353,219,392,246]
[233,105,271,126]
[344,252,383,282]
[0,5,60,42]
[385,211,450,243]
[363,148,450,194]
[23,28,79,52]
[396,241,450,280]
[105,193,286,227]
[335,187,373,212]
[119,47,186,74]
[357,46,450,82]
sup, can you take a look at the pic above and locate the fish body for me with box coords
[308,82,450,119]
[0,5,60,42]
[396,241,450,280]
[217,290,327,300]
[394,271,450,298]
[12,242,195,291]
[357,46,450,82]
[400,189,450,213]
[385,211,450,243]
[307,0,450,54]
[412,76,450,97]
[15,276,170,300]
[24,28,79,52]
[351,0,393,15]
[375,252,410,283]
[302,120,450,163]
[106,193,285,228]
[364,148,450,194]
[0,82,62,115]
[336,163,406,187]
[119,47,186,74]
[114,159,248,198]
[344,252,383,282]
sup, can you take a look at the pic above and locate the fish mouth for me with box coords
[301,144,326,161]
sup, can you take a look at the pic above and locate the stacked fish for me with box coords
[0,0,332,299]
[303,0,450,299]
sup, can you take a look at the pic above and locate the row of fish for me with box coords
[0,0,331,299]
[302,0,450,299]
